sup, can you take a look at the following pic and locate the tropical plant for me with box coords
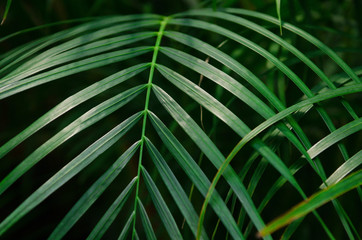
[0,2,361,240]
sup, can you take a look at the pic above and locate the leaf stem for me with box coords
[131,16,169,240]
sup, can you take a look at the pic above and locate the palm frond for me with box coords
[0,7,360,240]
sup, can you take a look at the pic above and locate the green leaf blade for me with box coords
[152,85,266,238]
[2,32,156,85]
[225,8,361,83]
[308,118,362,159]
[321,150,362,188]
[137,198,157,240]
[145,138,209,240]
[259,170,362,237]
[141,167,183,240]
[117,212,135,240]
[149,112,244,240]
[0,112,142,236]
[1,0,12,25]
[0,85,146,196]
[49,141,140,240]
[0,64,149,159]
[0,47,152,99]
[86,177,137,240]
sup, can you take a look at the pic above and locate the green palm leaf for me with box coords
[141,167,183,240]
[0,113,141,235]
[49,142,140,239]
[0,5,360,239]
[148,112,244,239]
[259,170,362,237]
[86,177,137,240]
[118,212,135,240]
[137,198,157,240]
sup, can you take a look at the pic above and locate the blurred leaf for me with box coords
[259,170,362,237]
[276,0,282,35]
[1,0,12,25]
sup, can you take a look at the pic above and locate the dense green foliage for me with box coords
[0,1,361,239]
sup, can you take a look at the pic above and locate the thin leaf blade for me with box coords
[86,177,138,240]
[0,112,142,236]
[259,170,362,237]
[49,142,140,239]
[141,167,183,240]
